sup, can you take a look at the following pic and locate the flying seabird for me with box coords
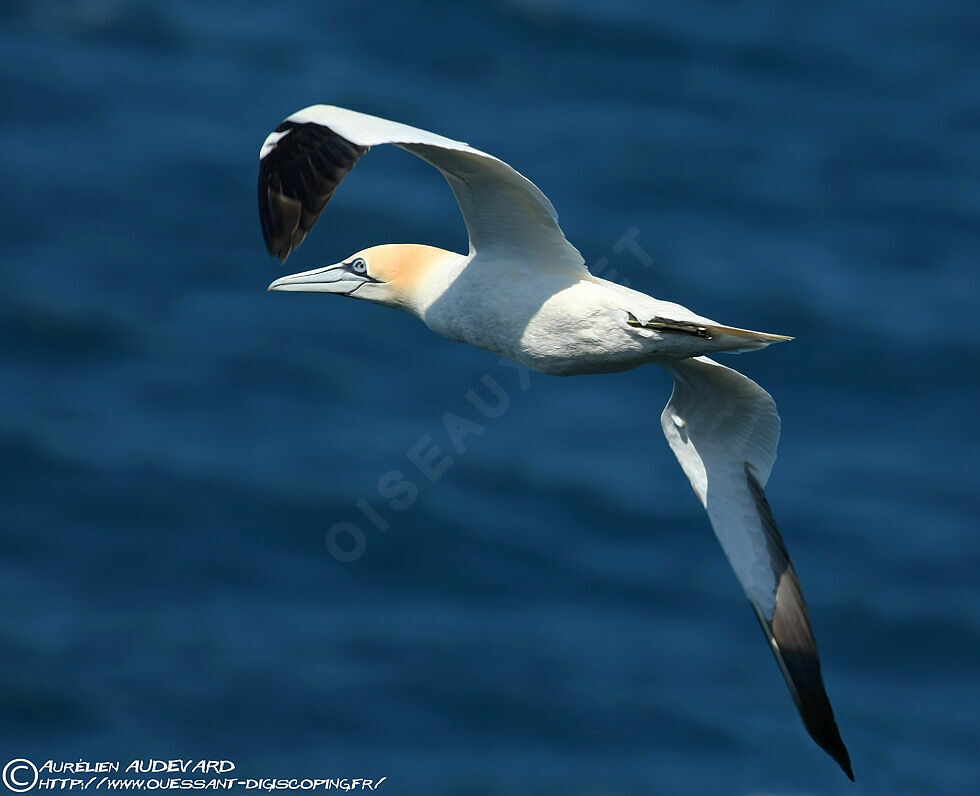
[257,105,854,780]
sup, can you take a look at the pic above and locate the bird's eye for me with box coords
[350,257,367,274]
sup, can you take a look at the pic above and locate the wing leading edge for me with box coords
[258,104,584,270]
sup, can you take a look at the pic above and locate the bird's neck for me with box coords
[398,246,469,317]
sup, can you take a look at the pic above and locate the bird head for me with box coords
[268,243,458,314]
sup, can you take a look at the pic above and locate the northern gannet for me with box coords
[257,105,853,780]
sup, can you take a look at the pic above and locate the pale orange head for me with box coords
[268,243,461,314]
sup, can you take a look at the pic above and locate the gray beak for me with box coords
[268,264,365,294]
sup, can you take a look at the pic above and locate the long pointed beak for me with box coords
[268,264,363,294]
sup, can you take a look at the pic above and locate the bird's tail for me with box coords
[702,324,793,353]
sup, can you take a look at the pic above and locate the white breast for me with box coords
[419,257,697,375]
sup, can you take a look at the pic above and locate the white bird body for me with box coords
[428,268,786,375]
[257,104,853,779]
[278,247,787,376]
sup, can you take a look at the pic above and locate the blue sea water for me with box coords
[2,0,979,793]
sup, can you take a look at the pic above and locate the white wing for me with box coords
[258,105,584,271]
[661,356,853,779]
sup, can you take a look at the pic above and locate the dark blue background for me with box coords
[2,1,978,793]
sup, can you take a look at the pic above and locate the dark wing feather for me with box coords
[258,121,369,262]
[663,356,852,779]
[745,464,854,781]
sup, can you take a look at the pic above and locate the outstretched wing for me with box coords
[258,105,584,270]
[660,356,853,780]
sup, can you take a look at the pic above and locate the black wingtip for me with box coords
[257,120,369,262]
[744,464,854,781]
[807,700,853,779]
[826,729,855,781]
[821,722,855,781]
[830,736,855,781]
[813,695,853,780]
[818,709,854,781]
[258,175,301,262]
[777,632,854,781]
[753,601,855,781]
